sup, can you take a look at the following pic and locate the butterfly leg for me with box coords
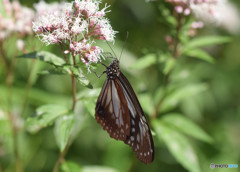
[90,68,106,78]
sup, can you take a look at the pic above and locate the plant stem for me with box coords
[8,58,22,172]
[71,54,77,110]
[1,42,23,172]
[151,13,183,119]
[0,42,9,71]
[53,51,77,172]
[0,164,2,172]
[20,59,36,117]
[150,74,170,120]
[53,140,71,172]
[59,43,69,63]
[173,13,183,58]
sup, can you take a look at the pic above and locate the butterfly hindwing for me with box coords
[119,73,154,164]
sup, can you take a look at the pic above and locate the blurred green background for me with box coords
[0,0,240,172]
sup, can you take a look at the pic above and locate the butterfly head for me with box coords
[107,59,120,80]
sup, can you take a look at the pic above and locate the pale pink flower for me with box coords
[175,6,183,13]
[0,0,34,42]
[191,21,204,29]
[166,0,240,33]
[16,39,25,51]
[33,0,117,67]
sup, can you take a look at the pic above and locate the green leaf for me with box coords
[61,161,82,172]
[163,58,176,74]
[70,66,93,89]
[131,54,157,69]
[0,1,7,17]
[184,49,215,63]
[38,67,69,75]
[159,5,177,26]
[38,64,92,88]
[18,51,65,66]
[26,104,69,133]
[138,94,154,116]
[82,99,96,117]
[77,88,100,117]
[162,113,213,143]
[54,115,75,151]
[82,166,118,172]
[0,117,11,136]
[184,36,231,50]
[153,120,200,172]
[160,84,208,113]
[77,88,101,100]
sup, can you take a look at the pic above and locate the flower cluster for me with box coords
[166,0,240,34]
[0,0,34,43]
[33,0,117,67]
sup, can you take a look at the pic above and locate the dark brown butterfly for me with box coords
[95,59,154,164]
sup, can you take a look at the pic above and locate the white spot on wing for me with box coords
[131,119,135,125]
[131,128,135,132]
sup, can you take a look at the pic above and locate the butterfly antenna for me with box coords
[119,32,129,61]
[106,41,118,59]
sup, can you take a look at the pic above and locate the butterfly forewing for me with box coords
[96,79,130,141]
[95,59,154,164]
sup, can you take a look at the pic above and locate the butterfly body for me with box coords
[95,59,154,164]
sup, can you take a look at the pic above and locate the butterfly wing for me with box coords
[119,72,155,164]
[95,79,131,141]
[95,59,154,164]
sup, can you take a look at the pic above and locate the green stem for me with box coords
[0,42,9,71]
[20,59,36,117]
[151,13,183,119]
[53,50,77,172]
[53,140,71,172]
[173,13,183,58]
[71,54,77,110]
[1,42,23,172]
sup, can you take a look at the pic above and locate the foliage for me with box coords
[0,0,240,172]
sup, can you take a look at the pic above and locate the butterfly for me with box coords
[95,58,154,164]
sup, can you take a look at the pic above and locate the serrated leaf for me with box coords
[160,84,208,113]
[184,49,215,63]
[18,51,65,66]
[54,115,75,151]
[26,104,69,133]
[70,66,93,89]
[153,120,200,172]
[162,113,213,143]
[131,54,157,69]
[184,36,231,50]
[61,161,82,172]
